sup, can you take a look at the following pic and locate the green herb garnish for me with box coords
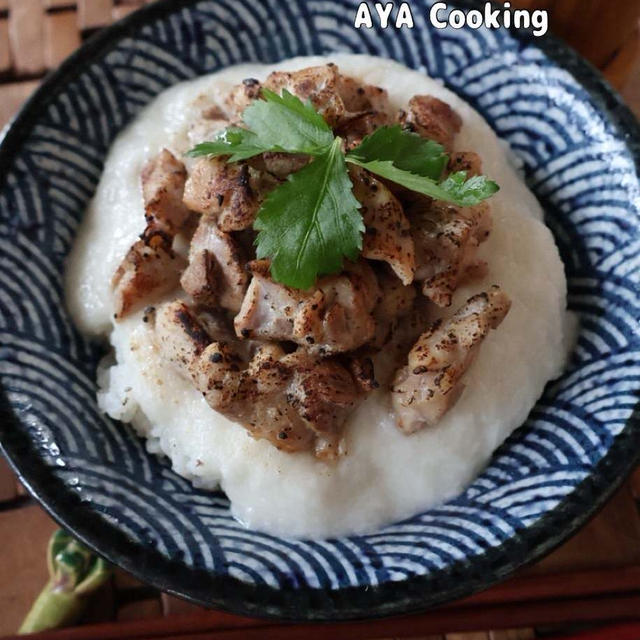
[254,138,363,290]
[187,89,499,289]
[346,123,447,179]
[187,89,333,161]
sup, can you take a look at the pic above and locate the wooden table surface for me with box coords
[1,3,640,639]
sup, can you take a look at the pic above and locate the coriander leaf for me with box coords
[438,171,500,203]
[242,88,334,155]
[185,127,277,162]
[347,124,447,179]
[255,138,364,290]
[347,158,499,207]
[186,89,334,161]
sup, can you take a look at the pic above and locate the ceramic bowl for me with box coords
[1,0,639,620]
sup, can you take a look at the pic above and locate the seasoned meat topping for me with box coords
[264,64,346,127]
[338,110,392,150]
[249,152,309,180]
[447,151,483,177]
[152,300,361,460]
[141,149,192,234]
[392,286,511,434]
[180,217,247,313]
[409,187,492,307]
[183,157,278,232]
[337,75,392,115]
[402,95,462,151]
[371,268,417,349]
[234,259,379,354]
[112,64,509,459]
[350,165,415,285]
[112,228,186,320]
[225,77,262,119]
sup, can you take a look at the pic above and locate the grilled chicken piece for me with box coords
[222,346,319,453]
[112,229,186,319]
[198,345,360,459]
[338,110,391,150]
[234,260,306,341]
[180,217,248,313]
[447,151,482,177]
[248,151,309,180]
[141,149,192,234]
[392,286,511,434]
[153,301,361,459]
[234,260,379,354]
[225,77,262,119]
[264,64,346,127]
[183,157,277,232]
[283,350,360,458]
[411,199,492,307]
[153,299,216,369]
[192,341,315,453]
[337,76,392,114]
[227,67,392,130]
[153,300,246,408]
[371,269,417,348]
[335,77,393,147]
[346,354,379,392]
[350,166,415,285]
[402,95,462,151]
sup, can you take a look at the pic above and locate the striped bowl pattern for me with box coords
[0,0,639,619]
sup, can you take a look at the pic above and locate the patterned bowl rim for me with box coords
[1,0,640,621]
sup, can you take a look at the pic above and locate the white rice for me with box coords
[65,54,573,538]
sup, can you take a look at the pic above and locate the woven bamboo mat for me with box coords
[0,0,638,121]
[0,0,638,82]
[1,2,640,639]
[0,1,149,77]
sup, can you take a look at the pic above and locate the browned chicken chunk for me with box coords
[152,300,361,460]
[337,76,392,115]
[112,229,186,319]
[350,166,416,285]
[180,217,248,313]
[141,149,192,234]
[392,286,511,434]
[411,199,492,307]
[153,299,215,368]
[371,269,417,349]
[283,350,360,458]
[447,151,483,177]
[248,151,309,180]
[264,64,346,127]
[338,110,391,150]
[225,77,262,119]
[183,157,278,232]
[402,95,462,151]
[183,158,256,231]
[234,260,379,354]
[346,354,379,392]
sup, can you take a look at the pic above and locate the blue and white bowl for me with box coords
[1,0,639,620]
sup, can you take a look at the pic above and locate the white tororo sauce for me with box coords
[65,55,573,538]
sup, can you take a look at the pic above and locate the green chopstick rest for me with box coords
[18,529,111,634]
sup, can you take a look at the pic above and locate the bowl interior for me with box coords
[1,0,639,620]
